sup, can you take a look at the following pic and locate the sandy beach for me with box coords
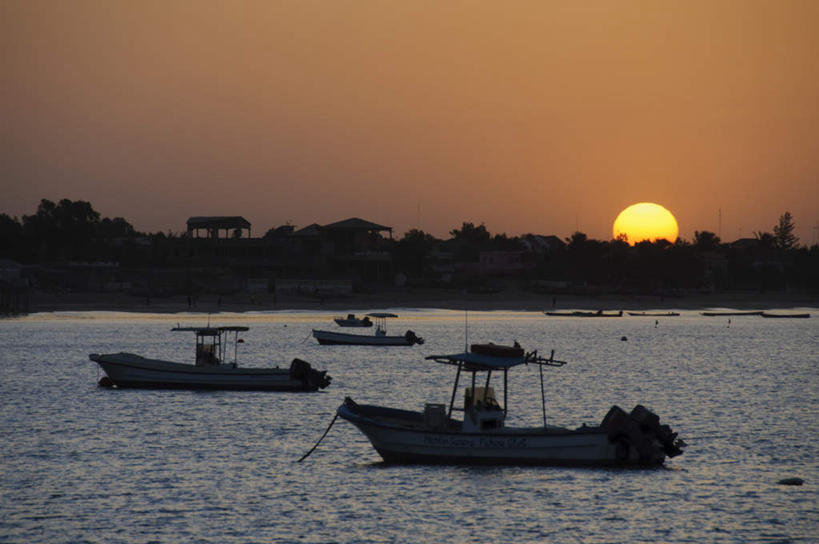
[20,287,818,314]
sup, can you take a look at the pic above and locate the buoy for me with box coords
[620,336,627,341]
[778,477,804,486]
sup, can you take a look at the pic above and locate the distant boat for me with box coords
[627,312,680,317]
[90,326,331,391]
[334,314,373,327]
[760,312,810,319]
[313,313,424,346]
[336,342,685,466]
[544,310,623,317]
[700,311,763,316]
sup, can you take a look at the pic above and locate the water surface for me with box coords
[1,309,816,543]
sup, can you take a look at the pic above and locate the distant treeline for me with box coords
[1,199,818,294]
[1,199,149,264]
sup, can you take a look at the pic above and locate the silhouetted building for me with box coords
[187,216,251,239]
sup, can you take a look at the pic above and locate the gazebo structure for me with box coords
[187,217,251,239]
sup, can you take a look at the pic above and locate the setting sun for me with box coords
[612,202,679,245]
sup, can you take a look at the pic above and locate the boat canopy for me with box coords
[365,313,398,318]
[425,350,566,371]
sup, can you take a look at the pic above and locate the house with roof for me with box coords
[290,217,394,283]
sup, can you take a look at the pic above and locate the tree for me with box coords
[565,231,587,250]
[22,199,99,260]
[20,198,109,261]
[449,222,491,262]
[693,231,721,252]
[98,217,137,238]
[449,222,490,245]
[0,213,25,261]
[773,211,798,250]
[393,229,438,278]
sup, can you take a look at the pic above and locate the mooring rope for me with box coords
[296,413,338,462]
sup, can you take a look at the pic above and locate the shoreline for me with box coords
[15,288,819,315]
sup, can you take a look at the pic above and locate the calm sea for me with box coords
[1,309,817,543]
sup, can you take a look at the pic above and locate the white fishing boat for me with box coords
[336,343,684,466]
[90,326,331,391]
[313,313,423,346]
[334,314,373,327]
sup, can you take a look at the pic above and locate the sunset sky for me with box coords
[2,1,818,244]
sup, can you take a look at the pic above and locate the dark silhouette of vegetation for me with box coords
[0,199,145,264]
[694,231,721,252]
[393,229,437,279]
[773,211,798,250]
[1,200,817,297]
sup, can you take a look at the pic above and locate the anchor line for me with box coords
[296,413,338,462]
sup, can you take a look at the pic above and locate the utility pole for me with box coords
[718,208,722,239]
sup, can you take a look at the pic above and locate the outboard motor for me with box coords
[630,405,685,457]
[289,358,332,390]
[602,405,685,462]
[289,358,311,380]
[405,330,424,345]
[307,368,332,390]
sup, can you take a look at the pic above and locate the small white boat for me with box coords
[90,326,331,391]
[760,312,810,318]
[337,343,684,466]
[334,314,373,327]
[313,313,423,346]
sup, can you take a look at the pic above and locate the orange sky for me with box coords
[2,1,818,244]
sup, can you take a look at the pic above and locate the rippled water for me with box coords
[1,309,817,543]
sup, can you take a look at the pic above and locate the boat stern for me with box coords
[601,405,685,464]
[289,358,332,390]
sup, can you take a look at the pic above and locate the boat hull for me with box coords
[89,353,329,391]
[337,401,667,467]
[312,329,417,346]
[333,319,372,327]
[544,311,623,317]
[701,311,763,316]
[627,312,680,317]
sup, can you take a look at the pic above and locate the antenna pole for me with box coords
[464,309,468,352]
[718,208,722,239]
[234,330,238,365]
[539,363,547,427]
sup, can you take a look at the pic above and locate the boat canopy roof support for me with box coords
[171,325,248,366]
[425,350,566,371]
[433,347,566,422]
[365,313,398,318]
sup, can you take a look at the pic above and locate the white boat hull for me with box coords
[337,400,671,466]
[90,352,330,391]
[312,329,420,346]
[334,319,372,327]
